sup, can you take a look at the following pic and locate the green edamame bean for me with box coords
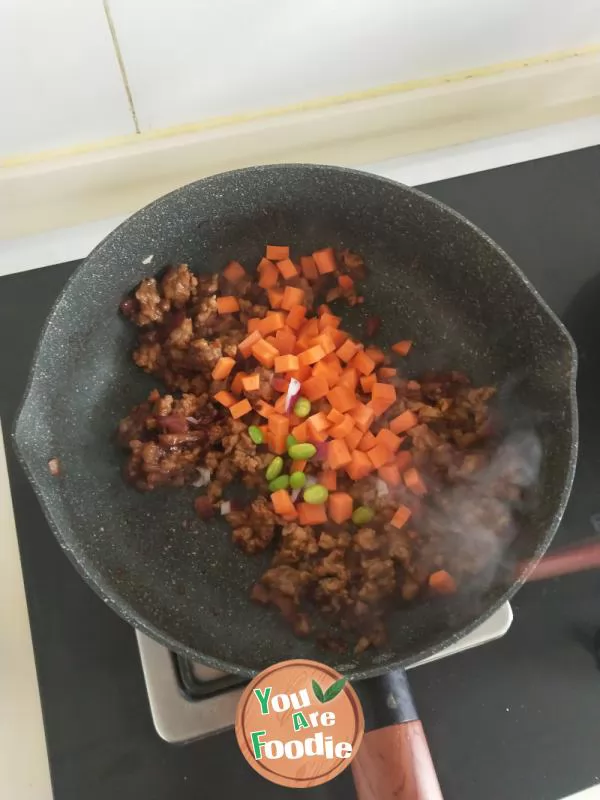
[288,443,317,460]
[269,475,290,492]
[286,434,298,449]
[303,484,329,505]
[248,425,264,445]
[352,506,374,526]
[265,456,284,481]
[293,397,312,418]
[289,471,306,490]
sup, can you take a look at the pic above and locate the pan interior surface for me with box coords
[14,164,577,677]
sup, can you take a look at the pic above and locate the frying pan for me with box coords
[14,164,577,796]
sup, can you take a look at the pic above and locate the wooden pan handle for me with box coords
[352,669,443,800]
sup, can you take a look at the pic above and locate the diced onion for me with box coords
[220,501,231,515]
[284,378,301,413]
[192,467,211,487]
[375,478,389,497]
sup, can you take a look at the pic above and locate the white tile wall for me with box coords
[0,0,135,159]
[108,0,600,132]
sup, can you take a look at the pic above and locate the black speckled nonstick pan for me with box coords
[14,164,577,796]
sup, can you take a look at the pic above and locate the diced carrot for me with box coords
[297,503,327,526]
[322,353,343,379]
[231,371,247,395]
[389,410,418,435]
[258,260,279,289]
[273,354,298,373]
[247,318,261,333]
[267,288,284,309]
[360,374,377,393]
[239,330,263,358]
[318,312,341,331]
[241,373,260,392]
[312,361,337,389]
[223,260,246,283]
[351,351,376,376]
[268,413,290,437]
[311,332,336,355]
[266,245,289,261]
[371,382,397,412]
[336,339,360,363]
[276,258,298,279]
[358,431,376,451]
[274,327,297,355]
[319,470,338,491]
[428,570,457,595]
[288,365,313,383]
[307,411,330,434]
[338,274,355,292]
[286,305,307,331]
[367,400,388,418]
[271,489,297,518]
[256,400,276,418]
[365,347,386,365]
[211,356,235,380]
[300,255,319,282]
[374,428,403,453]
[258,256,274,273]
[345,426,363,450]
[396,451,413,472]
[345,450,373,480]
[327,386,357,414]
[313,247,337,274]
[329,415,355,439]
[271,375,290,393]
[378,367,397,378]
[298,345,326,367]
[296,320,320,350]
[350,402,375,433]
[302,375,329,402]
[328,328,348,348]
[273,395,287,414]
[327,439,352,470]
[337,367,359,392]
[265,336,279,352]
[281,286,305,310]
[230,399,252,419]
[259,424,268,438]
[392,340,413,356]
[366,444,394,469]
[291,422,309,442]
[391,504,412,530]
[291,459,307,473]
[318,304,331,316]
[404,467,427,496]
[378,463,401,487]
[252,338,279,368]
[327,407,346,425]
[216,296,240,314]
[257,312,285,336]
[328,492,353,524]
[214,390,236,408]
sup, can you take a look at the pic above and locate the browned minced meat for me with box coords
[117,255,526,653]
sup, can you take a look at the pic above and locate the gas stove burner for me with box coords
[137,602,512,743]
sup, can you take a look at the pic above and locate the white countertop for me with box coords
[1,117,598,799]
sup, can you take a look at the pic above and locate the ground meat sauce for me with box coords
[118,250,528,653]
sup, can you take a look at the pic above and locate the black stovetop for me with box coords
[2,147,600,800]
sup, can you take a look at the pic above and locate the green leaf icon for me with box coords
[323,677,347,702]
[312,679,325,703]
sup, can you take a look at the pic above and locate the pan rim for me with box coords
[12,162,579,680]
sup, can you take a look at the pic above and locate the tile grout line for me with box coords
[102,0,140,134]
